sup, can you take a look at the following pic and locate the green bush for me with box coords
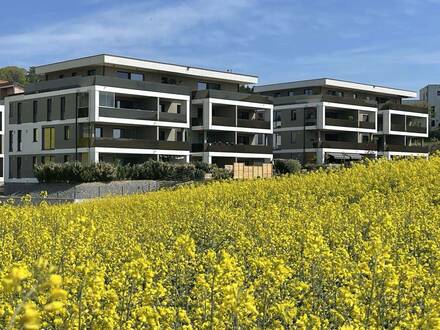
[274,159,302,175]
[33,160,229,183]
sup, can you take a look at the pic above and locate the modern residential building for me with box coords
[0,81,24,183]
[419,84,440,130]
[254,78,429,165]
[4,54,273,182]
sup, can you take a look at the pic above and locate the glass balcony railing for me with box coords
[192,143,272,154]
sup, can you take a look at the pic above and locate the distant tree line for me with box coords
[0,66,43,85]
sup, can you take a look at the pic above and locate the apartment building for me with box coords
[0,81,24,183]
[419,84,440,130]
[4,54,273,182]
[254,78,428,165]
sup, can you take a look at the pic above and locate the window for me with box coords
[437,91,440,96]
[176,104,181,114]
[197,82,221,90]
[17,103,22,124]
[64,126,71,140]
[72,72,77,77]
[47,99,52,121]
[17,157,21,179]
[117,71,130,79]
[131,73,144,81]
[42,127,56,150]
[328,90,344,97]
[32,156,37,167]
[304,89,313,95]
[274,133,282,148]
[159,130,165,140]
[113,128,121,139]
[161,77,177,84]
[159,103,165,112]
[361,134,369,143]
[95,127,103,138]
[289,131,295,144]
[176,130,183,141]
[99,92,115,107]
[9,131,13,152]
[257,133,264,145]
[17,130,22,151]
[63,155,70,163]
[291,110,297,121]
[33,101,38,122]
[60,97,66,120]
[288,91,295,96]
[33,128,38,142]
[87,69,96,76]
[432,120,436,127]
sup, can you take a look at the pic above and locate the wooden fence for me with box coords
[225,163,273,179]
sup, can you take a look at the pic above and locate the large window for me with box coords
[99,92,115,107]
[17,130,22,151]
[60,97,66,120]
[33,128,38,142]
[43,127,56,150]
[95,127,103,138]
[64,126,71,140]
[17,103,22,124]
[33,101,38,122]
[47,99,52,121]
[117,71,130,79]
[9,131,13,152]
[131,73,144,81]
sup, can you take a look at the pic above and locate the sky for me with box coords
[1,0,440,92]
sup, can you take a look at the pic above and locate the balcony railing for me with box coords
[192,143,272,154]
[100,107,157,120]
[212,116,236,126]
[85,137,190,150]
[325,118,357,128]
[237,119,271,129]
[192,89,272,104]
[325,117,375,129]
[380,102,428,114]
[158,112,187,123]
[390,123,427,134]
[379,144,429,153]
[406,126,427,134]
[313,141,377,150]
[273,94,378,108]
[25,75,193,95]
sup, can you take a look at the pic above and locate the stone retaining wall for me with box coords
[4,180,177,200]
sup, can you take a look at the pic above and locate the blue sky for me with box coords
[0,0,439,92]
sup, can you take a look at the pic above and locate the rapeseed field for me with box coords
[1,156,440,329]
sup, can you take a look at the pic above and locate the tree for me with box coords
[26,66,44,84]
[0,66,27,85]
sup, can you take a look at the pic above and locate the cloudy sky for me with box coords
[1,0,439,92]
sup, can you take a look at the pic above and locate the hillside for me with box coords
[1,157,440,328]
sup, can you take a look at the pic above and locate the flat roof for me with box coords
[254,78,417,98]
[35,54,258,85]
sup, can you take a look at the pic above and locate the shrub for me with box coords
[210,165,233,180]
[274,159,302,175]
[62,162,83,183]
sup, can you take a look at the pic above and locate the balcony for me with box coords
[379,145,429,153]
[158,112,186,123]
[237,119,271,129]
[390,122,427,134]
[380,102,428,114]
[192,143,272,154]
[192,89,272,104]
[325,118,357,128]
[100,107,157,120]
[212,116,236,126]
[313,141,377,150]
[273,94,378,108]
[84,137,190,150]
[25,75,193,95]
[325,118,375,129]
